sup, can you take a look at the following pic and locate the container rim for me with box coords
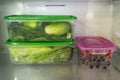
[75,36,117,52]
[4,15,77,21]
[6,39,75,46]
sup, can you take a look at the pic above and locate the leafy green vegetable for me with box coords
[8,21,72,41]
[12,35,25,41]
[37,22,42,27]
[9,46,72,64]
[45,22,70,36]
[66,32,72,39]
[23,22,37,29]
[30,37,48,41]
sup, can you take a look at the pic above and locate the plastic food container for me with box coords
[75,36,116,69]
[6,40,74,64]
[4,15,77,41]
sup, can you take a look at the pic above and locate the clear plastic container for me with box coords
[75,36,116,69]
[4,15,77,41]
[6,40,74,64]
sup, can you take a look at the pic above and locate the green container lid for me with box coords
[6,40,75,46]
[4,15,77,21]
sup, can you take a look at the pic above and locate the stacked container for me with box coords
[75,36,116,69]
[4,15,77,64]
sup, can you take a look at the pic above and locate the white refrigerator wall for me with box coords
[113,4,120,47]
[0,0,114,50]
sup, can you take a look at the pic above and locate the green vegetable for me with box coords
[23,22,37,29]
[9,46,72,64]
[30,37,48,41]
[37,22,42,27]
[8,21,72,41]
[66,32,72,39]
[45,22,70,36]
[13,35,24,41]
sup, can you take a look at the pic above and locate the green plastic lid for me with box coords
[4,15,77,21]
[6,40,75,46]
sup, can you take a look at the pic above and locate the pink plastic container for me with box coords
[76,36,116,69]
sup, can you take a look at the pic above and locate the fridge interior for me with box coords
[0,0,120,80]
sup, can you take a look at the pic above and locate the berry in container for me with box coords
[4,15,77,41]
[75,36,116,69]
[6,40,74,64]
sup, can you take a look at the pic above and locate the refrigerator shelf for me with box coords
[0,48,120,80]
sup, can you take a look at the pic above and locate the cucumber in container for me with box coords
[6,40,74,64]
[4,15,77,41]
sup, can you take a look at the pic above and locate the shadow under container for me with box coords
[4,15,77,41]
[112,49,120,71]
[6,40,74,64]
[75,36,116,69]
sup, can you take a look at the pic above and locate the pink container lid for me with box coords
[75,36,117,52]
